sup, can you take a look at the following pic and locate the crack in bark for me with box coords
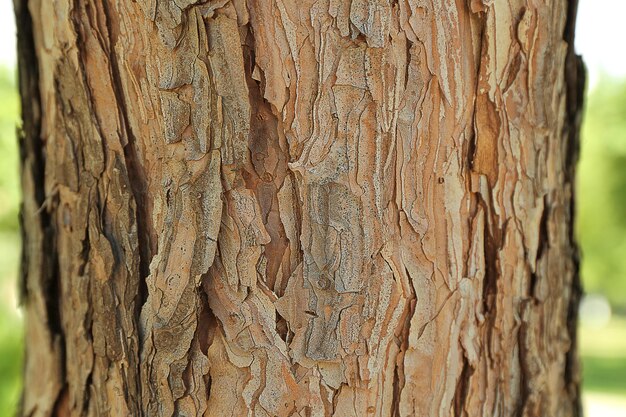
[243,32,291,295]
[453,355,472,417]
[100,0,153,311]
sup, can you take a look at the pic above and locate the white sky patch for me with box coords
[576,0,626,88]
[0,0,16,69]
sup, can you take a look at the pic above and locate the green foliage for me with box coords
[576,78,626,407]
[0,66,21,415]
[0,67,19,232]
[577,78,626,311]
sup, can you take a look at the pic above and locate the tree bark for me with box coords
[16,0,584,416]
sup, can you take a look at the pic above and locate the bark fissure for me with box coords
[100,0,153,313]
[452,355,472,417]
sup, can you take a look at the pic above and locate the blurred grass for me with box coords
[580,317,626,396]
[0,233,22,414]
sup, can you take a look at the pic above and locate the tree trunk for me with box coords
[15,0,584,416]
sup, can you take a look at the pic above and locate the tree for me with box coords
[15,0,584,416]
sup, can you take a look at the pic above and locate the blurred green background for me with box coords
[579,79,626,312]
[0,65,23,414]
[576,77,626,415]
[1,4,626,417]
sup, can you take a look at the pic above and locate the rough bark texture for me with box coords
[16,0,584,416]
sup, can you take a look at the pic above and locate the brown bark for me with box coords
[16,0,584,416]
